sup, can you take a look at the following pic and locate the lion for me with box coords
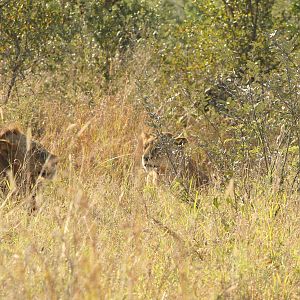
[135,129,209,187]
[0,125,58,211]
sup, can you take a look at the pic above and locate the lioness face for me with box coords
[0,128,58,182]
[141,132,187,178]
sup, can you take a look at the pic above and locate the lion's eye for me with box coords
[35,148,48,161]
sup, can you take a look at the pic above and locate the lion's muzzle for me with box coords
[40,155,59,179]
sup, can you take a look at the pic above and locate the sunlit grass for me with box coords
[0,73,300,299]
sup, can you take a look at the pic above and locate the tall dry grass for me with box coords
[0,65,300,299]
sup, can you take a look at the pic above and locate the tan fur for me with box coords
[0,125,58,211]
[135,129,209,187]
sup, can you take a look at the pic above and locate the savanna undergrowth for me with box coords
[0,66,300,299]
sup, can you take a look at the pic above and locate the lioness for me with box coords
[0,125,58,210]
[137,130,209,187]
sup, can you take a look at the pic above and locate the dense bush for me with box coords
[134,0,300,186]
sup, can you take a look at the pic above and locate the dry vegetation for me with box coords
[0,63,299,300]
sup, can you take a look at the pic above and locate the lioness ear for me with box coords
[141,131,152,142]
[174,137,188,146]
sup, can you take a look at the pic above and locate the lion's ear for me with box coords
[174,137,188,146]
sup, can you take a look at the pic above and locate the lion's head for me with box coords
[0,126,58,192]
